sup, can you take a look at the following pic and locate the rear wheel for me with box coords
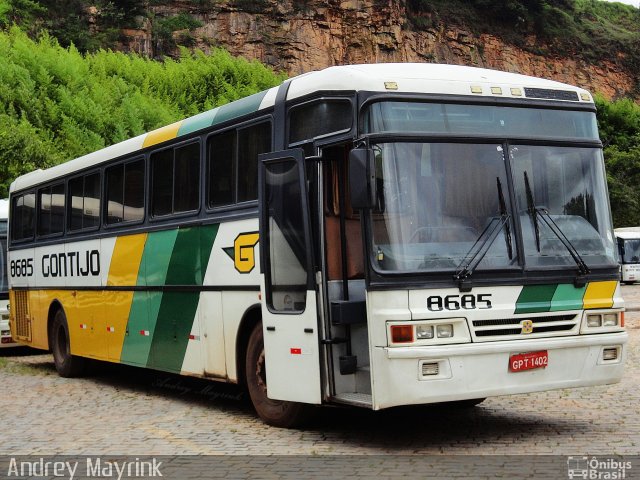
[245,322,313,428]
[51,309,85,377]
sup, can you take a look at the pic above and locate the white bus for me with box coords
[8,64,627,427]
[0,199,13,347]
[615,227,640,284]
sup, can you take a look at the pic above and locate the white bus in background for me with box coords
[0,199,13,347]
[615,227,640,284]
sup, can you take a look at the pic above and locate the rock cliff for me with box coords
[118,0,636,99]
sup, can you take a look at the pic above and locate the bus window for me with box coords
[208,129,236,208]
[68,172,100,232]
[151,142,200,218]
[11,193,35,242]
[105,158,144,225]
[237,122,270,203]
[38,183,65,237]
[207,121,271,208]
[289,100,352,144]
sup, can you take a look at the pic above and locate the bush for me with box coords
[0,27,285,194]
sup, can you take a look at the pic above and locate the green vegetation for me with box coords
[596,96,640,227]
[0,27,285,196]
[407,0,640,76]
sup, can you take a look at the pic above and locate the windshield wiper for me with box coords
[523,171,591,281]
[454,177,512,291]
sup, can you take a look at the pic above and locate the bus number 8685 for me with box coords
[426,294,492,311]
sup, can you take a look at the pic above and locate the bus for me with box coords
[0,199,12,347]
[8,64,627,427]
[615,227,640,284]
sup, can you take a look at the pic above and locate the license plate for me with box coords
[509,350,548,372]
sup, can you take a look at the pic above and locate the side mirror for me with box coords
[349,148,377,209]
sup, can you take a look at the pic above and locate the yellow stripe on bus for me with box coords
[105,233,148,362]
[583,281,617,309]
[142,121,183,148]
[107,233,147,286]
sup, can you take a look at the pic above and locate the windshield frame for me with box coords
[357,95,619,288]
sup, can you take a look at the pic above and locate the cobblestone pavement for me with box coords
[0,285,638,457]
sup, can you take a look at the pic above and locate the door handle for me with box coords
[266,326,276,331]
[304,328,314,333]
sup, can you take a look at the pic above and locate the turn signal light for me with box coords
[390,325,413,344]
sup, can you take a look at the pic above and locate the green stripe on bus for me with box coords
[147,225,218,372]
[212,91,268,126]
[514,284,558,314]
[177,108,220,137]
[121,229,179,366]
[549,283,587,312]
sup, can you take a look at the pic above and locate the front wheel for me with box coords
[245,322,313,428]
[51,309,85,378]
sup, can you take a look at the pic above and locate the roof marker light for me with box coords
[580,93,591,102]
[491,87,503,95]
[470,86,483,94]
[384,82,398,90]
[510,88,522,96]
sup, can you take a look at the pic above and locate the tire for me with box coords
[245,322,313,428]
[51,309,85,378]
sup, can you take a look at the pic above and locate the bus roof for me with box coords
[615,227,640,239]
[10,63,593,193]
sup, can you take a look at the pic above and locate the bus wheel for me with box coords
[245,322,313,428]
[51,309,85,378]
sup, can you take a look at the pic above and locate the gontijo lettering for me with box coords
[42,250,100,277]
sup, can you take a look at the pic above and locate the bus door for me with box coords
[257,149,322,404]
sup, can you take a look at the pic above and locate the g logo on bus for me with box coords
[225,232,259,274]
[521,319,534,335]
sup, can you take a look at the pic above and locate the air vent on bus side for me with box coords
[524,88,580,102]
[13,290,31,341]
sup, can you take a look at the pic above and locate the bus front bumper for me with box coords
[371,332,628,409]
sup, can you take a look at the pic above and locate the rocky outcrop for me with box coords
[117,0,636,100]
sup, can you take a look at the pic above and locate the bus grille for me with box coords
[14,290,31,341]
[471,314,579,342]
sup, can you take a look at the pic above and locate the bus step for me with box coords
[331,393,372,408]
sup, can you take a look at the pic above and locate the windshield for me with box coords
[621,239,640,264]
[510,146,616,268]
[364,102,617,276]
[370,142,517,273]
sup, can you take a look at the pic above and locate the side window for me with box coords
[289,100,352,144]
[207,130,236,208]
[38,183,65,236]
[106,158,145,225]
[10,193,35,242]
[151,142,199,217]
[207,121,271,208]
[69,172,100,232]
[238,122,271,203]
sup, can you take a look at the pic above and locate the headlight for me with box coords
[416,325,434,340]
[581,310,624,334]
[436,324,454,338]
[587,314,602,327]
[603,313,618,327]
[387,318,471,346]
